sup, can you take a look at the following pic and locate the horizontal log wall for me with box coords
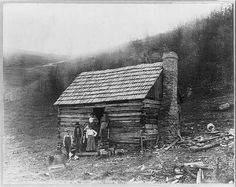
[142,99,160,137]
[58,106,93,139]
[105,100,143,144]
[58,101,144,142]
[57,99,161,146]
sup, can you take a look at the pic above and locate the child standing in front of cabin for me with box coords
[86,125,97,152]
[63,129,73,159]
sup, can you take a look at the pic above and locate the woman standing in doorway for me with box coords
[99,113,109,141]
[89,113,99,131]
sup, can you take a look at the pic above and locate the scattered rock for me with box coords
[219,103,230,111]
[140,165,146,171]
[228,128,234,136]
[84,172,93,176]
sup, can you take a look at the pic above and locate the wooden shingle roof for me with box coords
[54,62,163,105]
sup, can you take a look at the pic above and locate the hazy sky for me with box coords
[3,3,229,57]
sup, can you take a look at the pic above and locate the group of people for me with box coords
[62,113,109,158]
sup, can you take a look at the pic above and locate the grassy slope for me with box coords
[3,95,58,183]
[3,90,234,184]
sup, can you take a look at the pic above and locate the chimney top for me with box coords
[162,51,178,60]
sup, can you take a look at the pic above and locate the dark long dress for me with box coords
[73,126,82,152]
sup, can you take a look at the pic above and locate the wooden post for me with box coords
[140,136,143,153]
[140,130,144,153]
[215,157,220,181]
[196,168,202,184]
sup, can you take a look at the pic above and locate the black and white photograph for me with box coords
[2,1,235,185]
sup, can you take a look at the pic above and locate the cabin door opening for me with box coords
[93,107,105,139]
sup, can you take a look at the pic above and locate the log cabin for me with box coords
[54,51,180,151]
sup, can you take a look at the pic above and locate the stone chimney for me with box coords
[159,51,179,143]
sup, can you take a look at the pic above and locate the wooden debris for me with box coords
[215,157,220,180]
[183,162,212,170]
[171,179,179,184]
[189,142,220,152]
[166,177,177,183]
[47,164,66,171]
[77,152,99,157]
[197,135,223,143]
[196,168,202,184]
[175,175,184,179]
[166,175,183,184]
[201,168,204,180]
[204,131,220,135]
[164,139,179,151]
[183,166,197,179]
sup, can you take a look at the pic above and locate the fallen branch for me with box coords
[189,142,220,152]
[179,139,196,145]
[183,162,205,167]
[171,179,179,184]
[204,131,220,135]
[183,166,197,179]
[183,162,213,170]
[197,136,223,143]
[164,139,179,151]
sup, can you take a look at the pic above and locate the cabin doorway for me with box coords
[93,107,105,122]
[93,107,105,141]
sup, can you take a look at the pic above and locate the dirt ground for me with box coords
[3,92,234,184]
